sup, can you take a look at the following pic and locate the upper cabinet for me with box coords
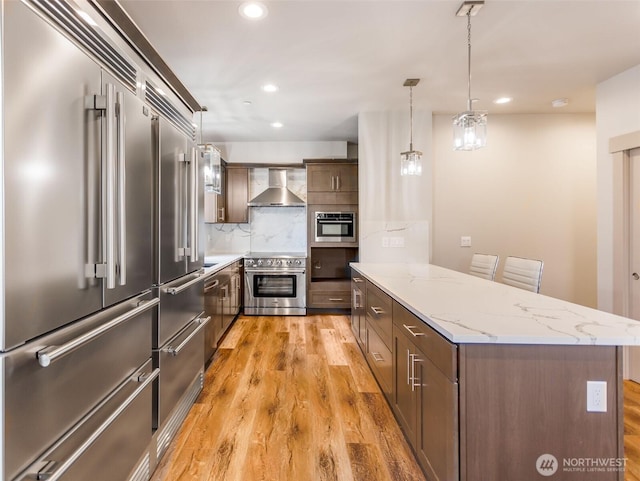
[306,161,358,204]
[205,165,249,224]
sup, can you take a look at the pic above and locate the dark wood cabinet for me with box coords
[350,273,366,348]
[204,165,248,223]
[392,301,459,481]
[306,162,358,204]
[225,167,249,223]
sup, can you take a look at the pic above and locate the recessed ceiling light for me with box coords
[494,97,512,104]
[271,122,283,128]
[262,84,279,93]
[551,98,569,108]
[239,2,268,20]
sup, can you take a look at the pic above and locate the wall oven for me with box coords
[244,254,306,316]
[315,211,356,243]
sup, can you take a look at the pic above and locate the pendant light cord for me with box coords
[467,10,472,112]
[409,86,414,151]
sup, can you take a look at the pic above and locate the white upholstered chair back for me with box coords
[501,256,544,293]
[468,254,500,281]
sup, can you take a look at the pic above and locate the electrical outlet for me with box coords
[587,381,607,412]
[460,236,472,247]
[390,236,405,248]
[382,237,390,248]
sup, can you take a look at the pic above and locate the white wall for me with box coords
[432,113,597,307]
[596,64,640,312]
[215,141,348,164]
[358,110,432,263]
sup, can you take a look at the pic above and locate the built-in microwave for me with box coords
[315,212,356,243]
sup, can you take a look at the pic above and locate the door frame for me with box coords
[610,130,640,378]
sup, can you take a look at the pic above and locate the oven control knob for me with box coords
[257,259,263,266]
[286,260,292,266]
[295,259,302,266]
[266,259,272,266]
[274,259,281,266]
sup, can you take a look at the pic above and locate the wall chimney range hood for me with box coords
[248,169,305,207]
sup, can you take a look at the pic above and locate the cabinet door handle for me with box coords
[336,175,341,190]
[403,324,425,337]
[353,277,364,283]
[411,355,422,392]
[406,349,411,385]
[370,306,384,316]
[371,352,384,362]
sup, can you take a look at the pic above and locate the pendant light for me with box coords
[453,0,487,151]
[400,78,422,176]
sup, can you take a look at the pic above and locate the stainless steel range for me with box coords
[244,253,307,316]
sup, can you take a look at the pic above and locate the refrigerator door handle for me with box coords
[105,83,117,289]
[33,368,160,481]
[36,298,159,367]
[189,146,199,262]
[163,316,210,356]
[177,152,188,258]
[116,90,126,286]
[164,269,205,295]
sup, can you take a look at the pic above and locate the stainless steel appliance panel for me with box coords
[244,269,306,316]
[156,119,189,285]
[203,272,221,363]
[155,269,205,348]
[154,317,207,428]
[315,211,356,243]
[2,0,103,350]
[2,292,155,480]
[18,360,157,481]
[102,72,154,308]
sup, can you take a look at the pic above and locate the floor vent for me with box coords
[156,371,204,460]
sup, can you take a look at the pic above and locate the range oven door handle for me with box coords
[36,298,159,368]
[33,367,160,481]
[245,269,305,275]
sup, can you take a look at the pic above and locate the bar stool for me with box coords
[468,253,500,281]
[502,256,544,293]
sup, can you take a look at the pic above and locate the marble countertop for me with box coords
[203,253,247,276]
[351,262,640,346]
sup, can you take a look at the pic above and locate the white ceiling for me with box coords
[119,0,640,143]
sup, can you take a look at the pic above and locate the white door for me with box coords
[627,148,640,381]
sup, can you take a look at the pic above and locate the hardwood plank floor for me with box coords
[151,315,425,481]
[626,380,640,481]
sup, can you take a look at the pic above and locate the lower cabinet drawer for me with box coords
[366,321,392,397]
[309,290,351,308]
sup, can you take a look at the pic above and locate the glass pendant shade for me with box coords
[400,149,422,176]
[453,110,487,151]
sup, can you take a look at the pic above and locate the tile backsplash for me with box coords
[205,167,307,254]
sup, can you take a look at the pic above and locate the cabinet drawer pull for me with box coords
[370,306,384,316]
[329,298,344,302]
[353,277,364,283]
[371,352,384,362]
[403,324,425,337]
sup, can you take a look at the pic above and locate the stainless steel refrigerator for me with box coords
[151,111,207,459]
[0,1,159,480]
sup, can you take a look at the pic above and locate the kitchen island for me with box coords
[351,262,640,481]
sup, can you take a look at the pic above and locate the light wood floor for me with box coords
[150,315,426,481]
[625,380,640,481]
